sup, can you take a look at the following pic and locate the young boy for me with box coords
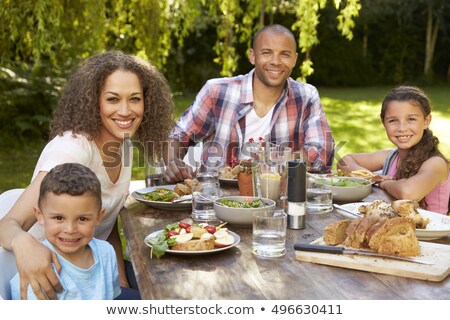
[10,163,121,299]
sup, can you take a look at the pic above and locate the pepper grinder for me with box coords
[287,160,306,229]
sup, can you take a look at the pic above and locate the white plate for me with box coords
[336,202,450,240]
[144,230,240,255]
[131,185,192,210]
[219,177,238,186]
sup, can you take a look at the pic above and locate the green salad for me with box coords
[219,198,267,208]
[141,188,180,202]
[329,178,368,187]
[145,222,179,258]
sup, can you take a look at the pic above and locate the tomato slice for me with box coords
[167,230,179,238]
[204,225,216,234]
[178,221,191,230]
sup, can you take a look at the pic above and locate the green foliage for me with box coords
[0,65,62,143]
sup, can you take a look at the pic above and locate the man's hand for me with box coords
[164,158,194,183]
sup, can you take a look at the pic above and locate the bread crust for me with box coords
[324,219,350,245]
[368,217,419,256]
[170,238,215,251]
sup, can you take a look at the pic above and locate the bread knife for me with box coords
[294,243,433,265]
[333,204,363,218]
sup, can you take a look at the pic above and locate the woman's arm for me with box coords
[107,219,129,288]
[379,156,448,201]
[337,149,392,173]
[0,171,62,299]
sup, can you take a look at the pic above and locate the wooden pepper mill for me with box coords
[237,159,253,196]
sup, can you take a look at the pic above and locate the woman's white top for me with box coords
[32,131,132,240]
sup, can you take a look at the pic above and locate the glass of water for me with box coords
[252,209,287,258]
[306,174,333,213]
[191,182,220,222]
[191,161,221,222]
[145,157,166,187]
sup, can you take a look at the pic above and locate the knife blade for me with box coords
[294,243,433,265]
[333,204,363,218]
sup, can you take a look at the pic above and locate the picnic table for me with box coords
[120,186,450,299]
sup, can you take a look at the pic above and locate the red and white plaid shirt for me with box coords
[170,69,334,172]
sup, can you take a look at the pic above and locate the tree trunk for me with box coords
[424,6,441,76]
[362,23,368,58]
[448,63,450,83]
[259,0,265,26]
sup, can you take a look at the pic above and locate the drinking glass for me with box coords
[145,157,166,187]
[306,174,333,213]
[191,182,220,222]
[191,161,221,222]
[251,144,291,208]
[252,209,287,258]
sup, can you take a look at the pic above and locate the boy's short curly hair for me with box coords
[39,163,102,210]
[49,51,174,159]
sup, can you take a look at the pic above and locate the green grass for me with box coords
[1,86,449,192]
[319,86,450,162]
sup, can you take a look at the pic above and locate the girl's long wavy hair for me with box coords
[49,51,174,159]
[381,86,449,208]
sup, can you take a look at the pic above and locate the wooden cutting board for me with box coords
[295,238,450,282]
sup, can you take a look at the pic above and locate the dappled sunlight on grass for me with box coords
[323,98,392,161]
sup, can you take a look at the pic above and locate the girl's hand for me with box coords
[13,233,62,299]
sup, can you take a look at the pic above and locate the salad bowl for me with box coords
[213,196,276,226]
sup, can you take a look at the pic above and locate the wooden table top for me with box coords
[120,186,450,300]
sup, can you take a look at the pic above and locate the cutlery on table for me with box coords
[333,204,363,218]
[294,243,433,265]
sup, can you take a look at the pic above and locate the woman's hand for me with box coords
[13,232,62,299]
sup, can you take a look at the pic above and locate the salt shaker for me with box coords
[287,160,306,229]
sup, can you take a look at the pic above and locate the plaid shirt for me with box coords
[170,69,334,171]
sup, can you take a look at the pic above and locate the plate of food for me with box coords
[144,220,240,257]
[335,169,381,184]
[335,200,450,240]
[131,179,200,210]
[219,166,239,186]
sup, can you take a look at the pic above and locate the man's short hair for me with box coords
[39,163,102,209]
[252,24,297,49]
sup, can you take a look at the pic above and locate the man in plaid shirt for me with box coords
[165,24,334,183]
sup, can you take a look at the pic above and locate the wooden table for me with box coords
[120,186,450,299]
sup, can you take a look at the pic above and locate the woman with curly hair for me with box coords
[0,51,174,299]
[338,86,449,214]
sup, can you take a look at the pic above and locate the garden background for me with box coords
[1,0,450,192]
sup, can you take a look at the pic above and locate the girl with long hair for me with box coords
[338,86,449,214]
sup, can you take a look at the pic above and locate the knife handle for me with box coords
[294,243,345,254]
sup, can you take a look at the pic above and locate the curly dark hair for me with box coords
[49,51,174,159]
[381,86,449,208]
[39,163,102,209]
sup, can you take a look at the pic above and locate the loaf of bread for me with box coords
[367,217,419,256]
[323,216,420,257]
[174,183,191,196]
[354,215,381,248]
[171,238,215,251]
[392,200,430,229]
[344,218,363,248]
[323,219,350,245]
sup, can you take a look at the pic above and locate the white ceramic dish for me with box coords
[336,202,450,240]
[131,185,192,210]
[330,177,372,202]
[144,230,240,255]
[214,196,276,226]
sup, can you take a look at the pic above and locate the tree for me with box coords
[423,0,448,78]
